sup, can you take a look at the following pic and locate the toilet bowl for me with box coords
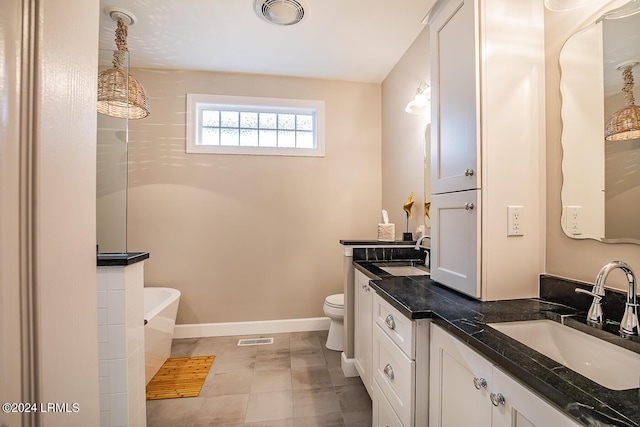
[323,293,344,351]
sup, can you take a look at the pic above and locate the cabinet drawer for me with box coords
[373,379,404,427]
[373,292,415,358]
[373,323,415,427]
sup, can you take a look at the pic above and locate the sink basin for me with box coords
[488,319,640,390]
[379,265,430,276]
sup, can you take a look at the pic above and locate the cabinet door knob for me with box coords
[385,314,396,330]
[465,202,475,211]
[473,377,487,390]
[465,169,475,176]
[383,363,395,380]
[490,392,505,406]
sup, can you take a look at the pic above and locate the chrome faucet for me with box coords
[575,261,639,337]
[414,235,430,250]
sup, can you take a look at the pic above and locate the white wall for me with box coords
[0,2,26,424]
[1,0,101,426]
[381,27,431,238]
[127,69,382,324]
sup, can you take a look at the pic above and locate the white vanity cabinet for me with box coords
[428,0,544,300]
[354,269,374,396]
[430,190,480,298]
[371,292,429,427]
[429,324,581,427]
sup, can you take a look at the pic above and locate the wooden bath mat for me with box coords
[146,355,214,400]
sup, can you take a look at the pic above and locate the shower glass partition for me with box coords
[96,49,129,253]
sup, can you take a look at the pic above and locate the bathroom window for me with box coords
[186,94,325,157]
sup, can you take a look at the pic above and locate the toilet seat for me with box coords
[324,293,344,309]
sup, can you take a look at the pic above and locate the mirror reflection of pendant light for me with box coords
[405,81,431,117]
[605,63,640,141]
[97,8,150,119]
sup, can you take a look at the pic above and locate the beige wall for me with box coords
[545,0,640,291]
[127,69,382,324]
[381,27,431,237]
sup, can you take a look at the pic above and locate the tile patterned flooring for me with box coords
[146,330,372,427]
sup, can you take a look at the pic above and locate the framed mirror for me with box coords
[559,1,640,243]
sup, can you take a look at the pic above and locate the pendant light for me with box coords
[97,8,150,119]
[605,63,640,141]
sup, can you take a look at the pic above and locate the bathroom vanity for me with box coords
[352,260,640,427]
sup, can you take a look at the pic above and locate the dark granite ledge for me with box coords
[339,239,417,245]
[354,261,640,427]
[97,252,149,266]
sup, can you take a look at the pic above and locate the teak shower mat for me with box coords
[146,355,215,400]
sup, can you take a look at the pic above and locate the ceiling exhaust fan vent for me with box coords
[254,0,308,26]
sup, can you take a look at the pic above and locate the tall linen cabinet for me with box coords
[428,0,545,300]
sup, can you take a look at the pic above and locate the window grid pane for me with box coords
[200,110,315,149]
[200,108,316,149]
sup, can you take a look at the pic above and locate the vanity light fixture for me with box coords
[605,62,640,142]
[97,7,150,119]
[405,81,431,116]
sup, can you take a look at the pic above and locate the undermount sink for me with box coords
[379,265,430,276]
[488,319,640,390]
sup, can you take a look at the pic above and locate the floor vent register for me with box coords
[237,338,274,346]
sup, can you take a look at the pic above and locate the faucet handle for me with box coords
[575,288,603,300]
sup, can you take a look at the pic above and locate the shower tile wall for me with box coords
[97,263,146,427]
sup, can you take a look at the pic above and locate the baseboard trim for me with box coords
[174,317,331,339]
[341,353,359,377]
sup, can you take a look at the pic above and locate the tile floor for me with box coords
[146,330,372,427]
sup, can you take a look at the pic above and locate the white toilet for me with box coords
[323,293,344,351]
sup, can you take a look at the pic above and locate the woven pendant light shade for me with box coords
[97,17,150,119]
[605,64,640,141]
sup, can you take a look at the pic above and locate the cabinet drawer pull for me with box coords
[490,392,505,406]
[473,377,487,390]
[383,363,395,380]
[384,314,395,330]
[465,202,475,211]
[464,169,475,176]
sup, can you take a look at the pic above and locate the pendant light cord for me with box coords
[622,66,636,107]
[112,18,128,70]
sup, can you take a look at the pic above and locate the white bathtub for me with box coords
[144,287,180,384]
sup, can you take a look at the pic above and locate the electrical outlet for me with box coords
[564,206,582,235]
[507,206,524,236]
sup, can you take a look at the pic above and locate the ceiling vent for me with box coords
[254,0,308,26]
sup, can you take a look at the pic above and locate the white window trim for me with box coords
[186,93,325,157]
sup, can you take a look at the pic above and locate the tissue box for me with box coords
[377,224,395,242]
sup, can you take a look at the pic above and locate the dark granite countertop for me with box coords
[354,261,640,427]
[97,252,149,266]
